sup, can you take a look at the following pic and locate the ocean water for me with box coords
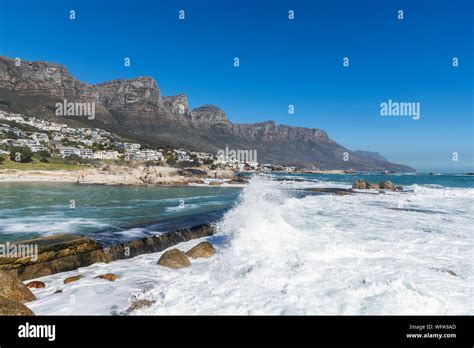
[0,183,240,244]
[12,173,473,315]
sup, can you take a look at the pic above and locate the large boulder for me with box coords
[379,181,395,190]
[95,273,117,282]
[0,271,36,303]
[157,249,190,269]
[186,242,215,259]
[0,296,35,316]
[352,180,366,189]
[63,275,83,284]
[26,281,45,289]
[366,183,380,189]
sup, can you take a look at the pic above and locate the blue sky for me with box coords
[1,0,472,172]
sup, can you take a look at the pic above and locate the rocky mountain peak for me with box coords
[190,105,231,128]
[0,56,82,98]
[163,93,190,115]
[96,76,158,89]
[94,76,164,111]
[0,56,414,171]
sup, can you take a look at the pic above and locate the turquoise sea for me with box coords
[0,173,472,244]
[17,172,473,315]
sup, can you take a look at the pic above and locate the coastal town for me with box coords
[0,110,320,186]
[0,110,275,172]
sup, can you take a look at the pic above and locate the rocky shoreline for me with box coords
[0,165,245,186]
[0,223,216,315]
[0,177,407,315]
[0,224,215,281]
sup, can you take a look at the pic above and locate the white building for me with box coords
[93,150,120,160]
[79,148,93,158]
[27,142,47,153]
[59,147,91,158]
[143,149,164,161]
[59,147,80,157]
[81,139,94,146]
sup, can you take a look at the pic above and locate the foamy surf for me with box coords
[27,175,473,315]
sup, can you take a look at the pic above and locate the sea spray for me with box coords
[26,175,473,315]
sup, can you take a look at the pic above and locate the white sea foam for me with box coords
[27,176,473,315]
[0,217,111,235]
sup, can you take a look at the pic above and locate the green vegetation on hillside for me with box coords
[0,156,89,170]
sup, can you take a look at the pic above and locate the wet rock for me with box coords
[366,183,380,189]
[0,233,103,281]
[229,180,246,185]
[209,181,222,186]
[1,224,214,281]
[0,271,36,303]
[126,299,156,313]
[305,187,353,195]
[230,177,248,184]
[54,289,63,294]
[0,296,35,316]
[185,242,215,259]
[352,180,366,189]
[157,249,190,269]
[431,267,458,277]
[63,275,83,284]
[395,185,404,191]
[26,281,45,289]
[379,181,395,190]
[95,273,117,282]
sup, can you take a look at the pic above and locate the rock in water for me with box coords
[26,281,46,289]
[0,296,35,316]
[379,181,395,190]
[63,275,83,284]
[185,242,216,259]
[157,249,190,269]
[352,180,367,189]
[95,273,117,281]
[126,299,156,313]
[366,183,380,189]
[0,271,36,303]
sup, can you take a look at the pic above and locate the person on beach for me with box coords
[77,170,86,183]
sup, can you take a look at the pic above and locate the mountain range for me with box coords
[0,56,414,171]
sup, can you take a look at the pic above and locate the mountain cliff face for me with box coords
[0,56,414,171]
